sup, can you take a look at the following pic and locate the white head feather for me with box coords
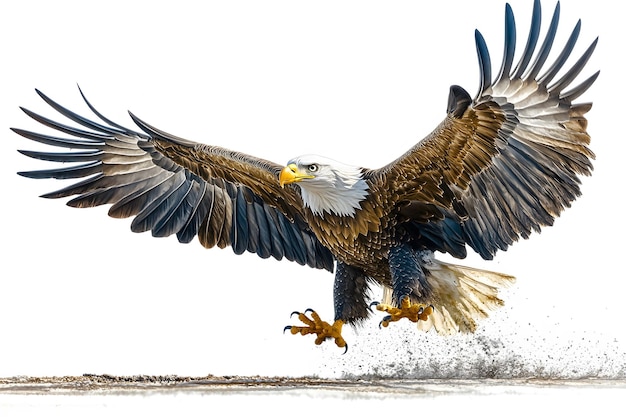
[286,154,369,217]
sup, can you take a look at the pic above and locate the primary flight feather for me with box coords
[15,0,597,350]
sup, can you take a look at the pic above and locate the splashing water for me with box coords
[317,305,626,380]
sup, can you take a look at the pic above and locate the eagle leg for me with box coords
[373,245,434,328]
[284,309,347,353]
[373,297,434,328]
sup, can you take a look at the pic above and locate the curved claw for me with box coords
[304,308,315,314]
[342,344,348,355]
[368,301,380,312]
[378,315,391,329]
[283,325,292,334]
[290,311,301,318]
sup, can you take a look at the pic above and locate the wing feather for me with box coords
[15,89,333,271]
[374,0,597,260]
[233,187,250,255]
[177,180,209,244]
[263,203,285,261]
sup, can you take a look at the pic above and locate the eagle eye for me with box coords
[307,164,319,173]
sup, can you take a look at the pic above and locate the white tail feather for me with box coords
[382,258,515,335]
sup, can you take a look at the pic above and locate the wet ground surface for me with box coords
[2,374,626,395]
[2,375,625,416]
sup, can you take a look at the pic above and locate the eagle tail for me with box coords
[382,260,515,334]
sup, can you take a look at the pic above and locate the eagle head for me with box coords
[279,154,369,217]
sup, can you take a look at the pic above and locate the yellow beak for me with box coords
[279,163,314,187]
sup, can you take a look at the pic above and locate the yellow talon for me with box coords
[375,297,434,327]
[285,309,347,352]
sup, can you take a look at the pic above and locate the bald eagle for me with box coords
[15,0,597,351]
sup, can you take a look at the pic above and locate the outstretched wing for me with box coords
[375,0,598,260]
[14,88,334,271]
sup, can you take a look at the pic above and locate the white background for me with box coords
[0,0,623,379]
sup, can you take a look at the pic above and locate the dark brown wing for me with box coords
[373,0,598,259]
[15,88,333,271]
